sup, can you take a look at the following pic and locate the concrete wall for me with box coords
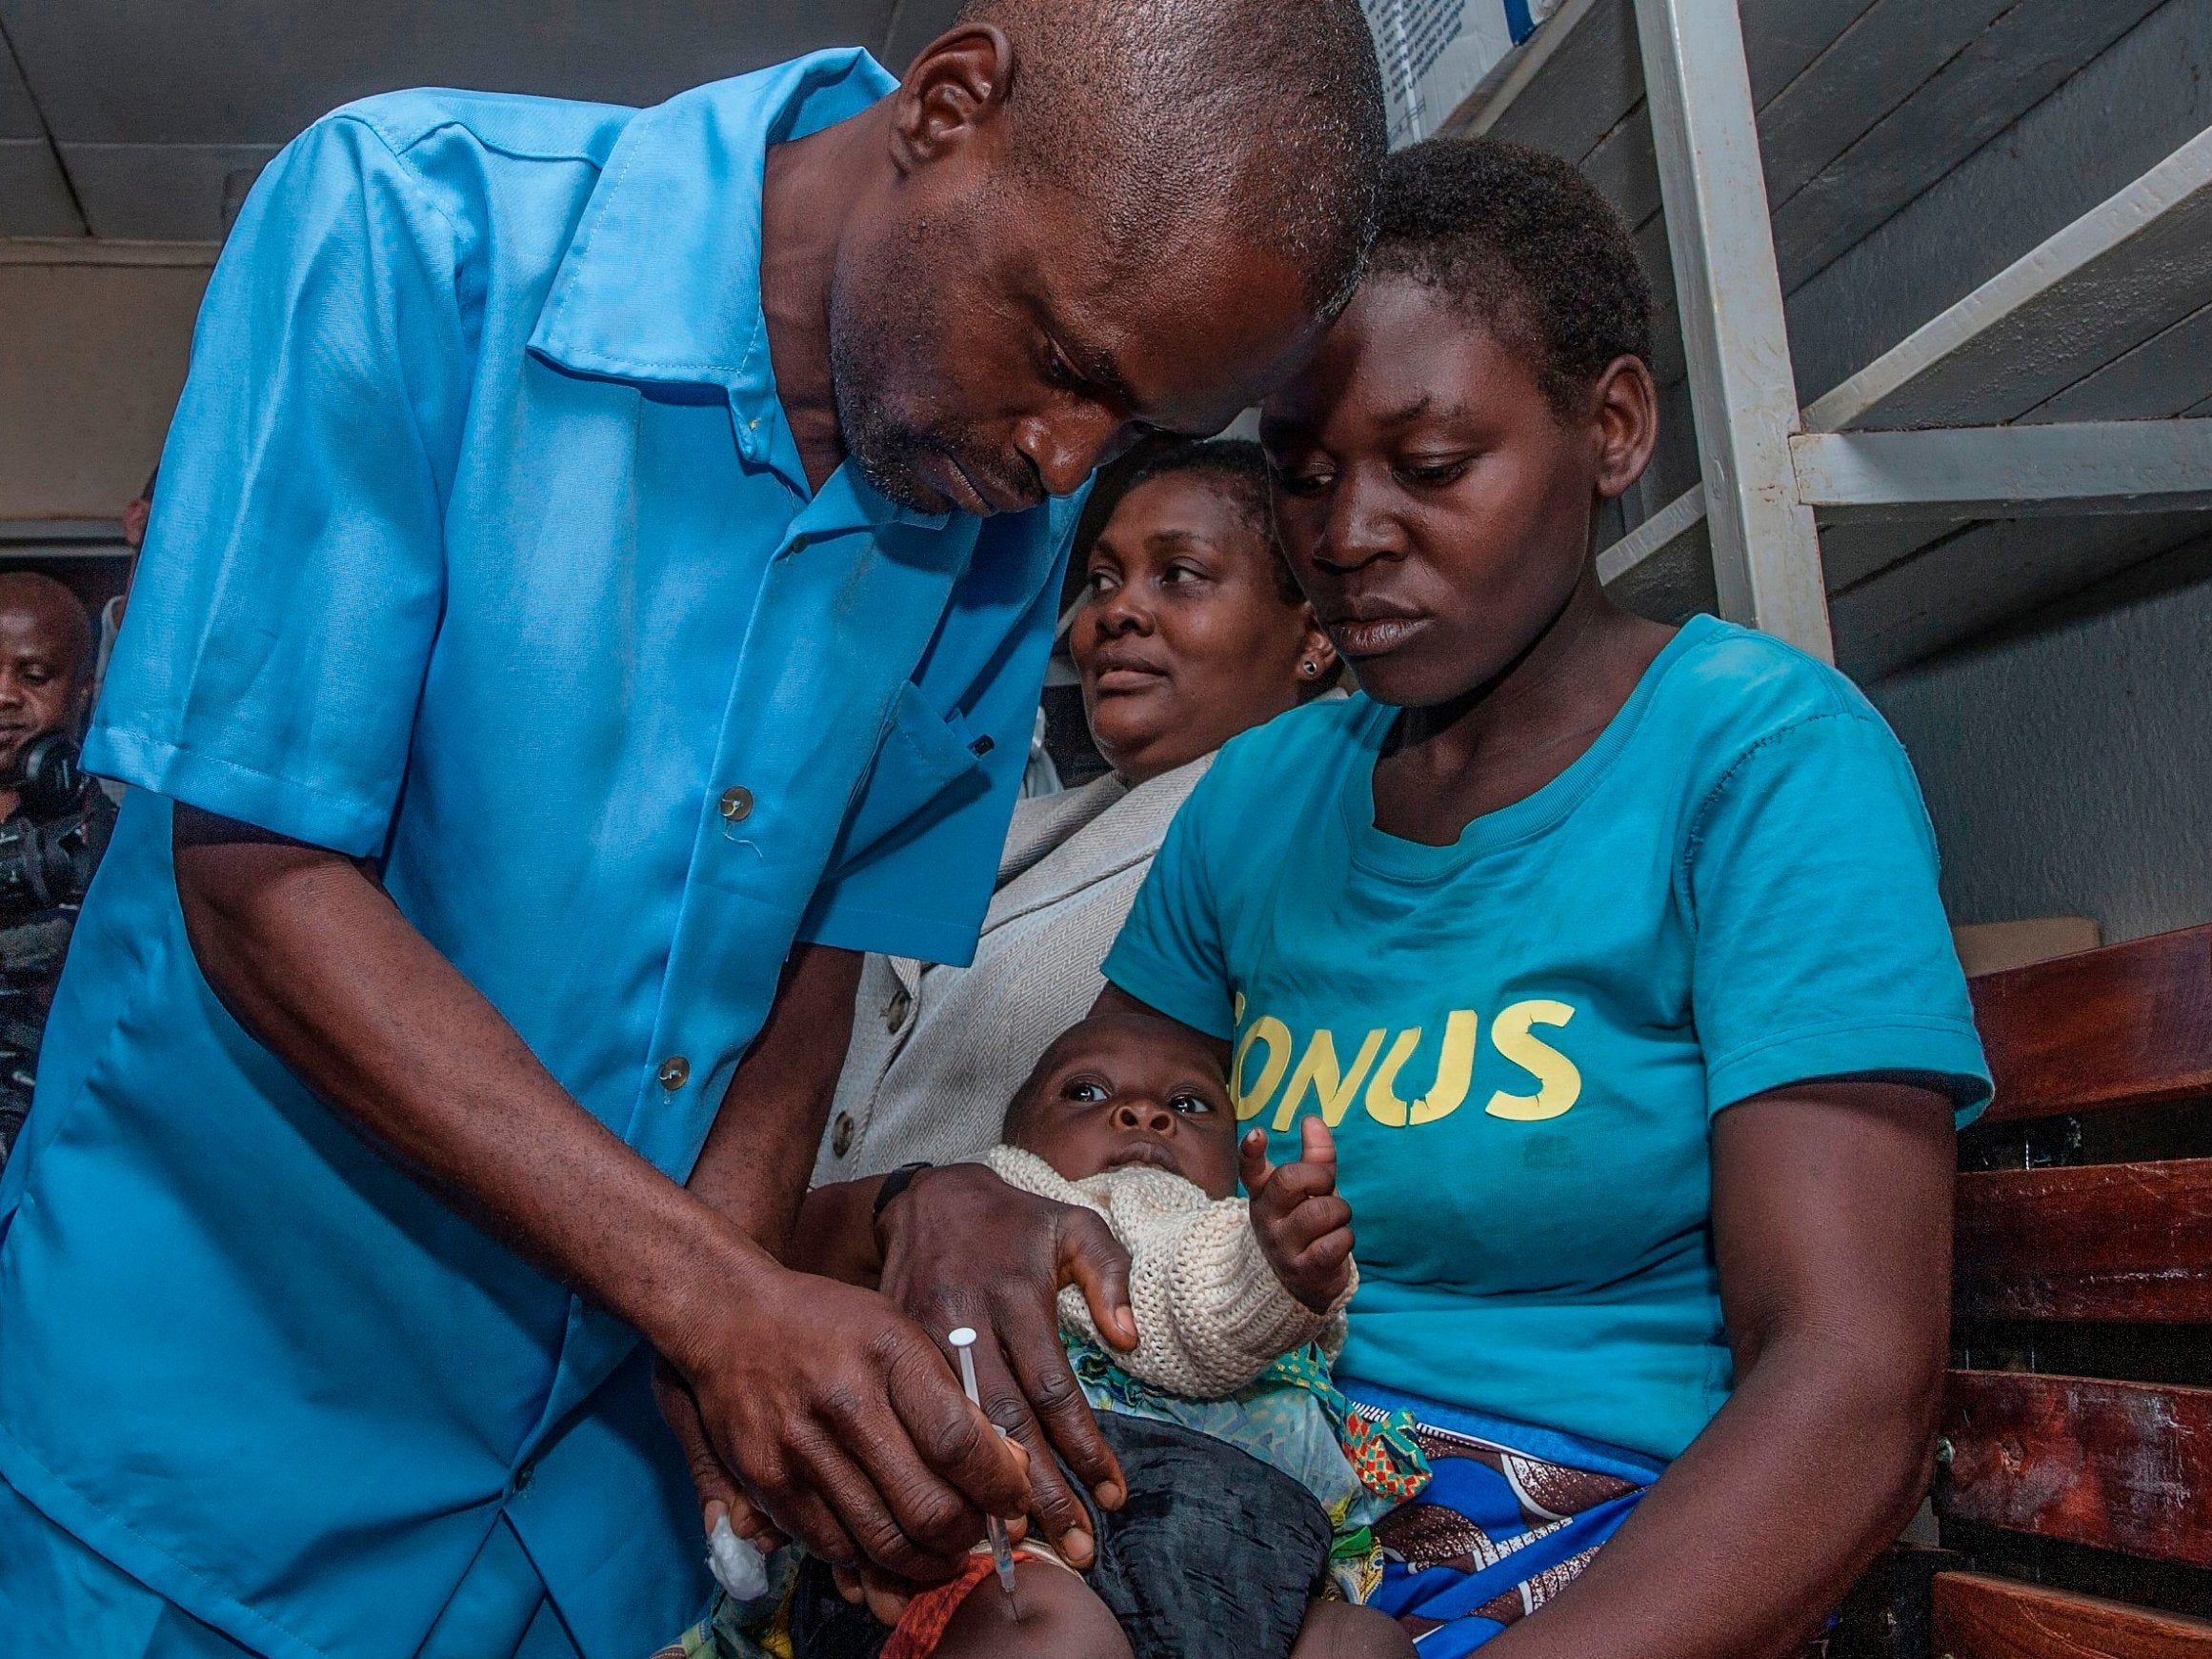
[1868,537,2212,945]
[0,248,211,524]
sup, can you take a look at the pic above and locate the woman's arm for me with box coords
[1491,1079,1955,1659]
[789,1174,888,1286]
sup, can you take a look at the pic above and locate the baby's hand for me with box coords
[1242,1119,1354,1314]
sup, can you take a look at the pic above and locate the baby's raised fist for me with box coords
[1241,1119,1355,1313]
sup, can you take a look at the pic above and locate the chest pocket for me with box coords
[835,681,992,869]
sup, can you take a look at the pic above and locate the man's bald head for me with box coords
[0,575,91,691]
[0,573,93,787]
[955,0,1386,318]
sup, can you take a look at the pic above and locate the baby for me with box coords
[784,1010,1422,1659]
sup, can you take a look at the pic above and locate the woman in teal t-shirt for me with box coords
[1098,141,1990,1657]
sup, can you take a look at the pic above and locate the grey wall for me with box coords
[1867,539,2212,945]
[0,249,211,521]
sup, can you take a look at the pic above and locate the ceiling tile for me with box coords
[1,20,48,138]
[0,138,82,233]
[0,0,902,144]
[61,141,278,240]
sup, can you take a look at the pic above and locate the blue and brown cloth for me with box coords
[1345,1379,1665,1655]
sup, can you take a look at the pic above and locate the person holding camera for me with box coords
[0,572,106,1165]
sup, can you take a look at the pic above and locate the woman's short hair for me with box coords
[1099,439,1302,603]
[1370,137,1653,418]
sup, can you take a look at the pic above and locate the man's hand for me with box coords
[652,1361,781,1555]
[667,942,1042,1584]
[874,1163,1136,1568]
[1242,1119,1354,1313]
[656,1249,1031,1583]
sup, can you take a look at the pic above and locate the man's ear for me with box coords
[1591,354,1659,502]
[891,24,1016,172]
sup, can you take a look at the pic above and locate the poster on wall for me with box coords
[1362,0,1562,147]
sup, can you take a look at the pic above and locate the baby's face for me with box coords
[1012,1015,1238,1198]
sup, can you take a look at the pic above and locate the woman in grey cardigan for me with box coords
[815,441,1337,1182]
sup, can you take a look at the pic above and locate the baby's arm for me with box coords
[1116,1122,1357,1397]
[1242,1118,1355,1314]
[986,1142,1353,1397]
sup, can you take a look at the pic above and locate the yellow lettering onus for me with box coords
[1274,1027,1387,1131]
[1364,1011,1478,1127]
[1484,1000,1581,1121]
[1232,1016,1294,1122]
[1362,1029,1423,1127]
[1411,1009,1478,1125]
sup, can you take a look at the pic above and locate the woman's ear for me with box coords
[1295,605,1341,697]
[890,25,1016,172]
[1591,354,1660,502]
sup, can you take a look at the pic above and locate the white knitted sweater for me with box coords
[985,1145,1356,1401]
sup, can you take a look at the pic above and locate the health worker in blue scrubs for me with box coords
[0,3,1389,1655]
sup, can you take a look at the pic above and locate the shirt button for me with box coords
[883,987,912,1032]
[719,786,754,824]
[831,1112,855,1158]
[513,1459,535,1494]
[657,1056,690,1091]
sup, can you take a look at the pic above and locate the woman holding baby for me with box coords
[674,136,1989,1659]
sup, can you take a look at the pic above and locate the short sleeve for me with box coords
[85,114,470,858]
[1100,764,1235,1040]
[1688,711,1990,1121]
[796,544,1064,968]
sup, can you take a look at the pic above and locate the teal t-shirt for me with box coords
[1101,616,1990,1462]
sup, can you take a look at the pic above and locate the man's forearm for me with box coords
[172,810,762,1360]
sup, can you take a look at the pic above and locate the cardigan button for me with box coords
[883,987,912,1032]
[831,1113,856,1158]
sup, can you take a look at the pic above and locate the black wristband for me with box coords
[872,1161,933,1224]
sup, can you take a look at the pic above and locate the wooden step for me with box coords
[1956,1158,2212,1324]
[1933,1571,2212,1659]
[1970,924,2212,1124]
[1939,1372,2212,1568]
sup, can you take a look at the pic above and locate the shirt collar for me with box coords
[527,49,898,481]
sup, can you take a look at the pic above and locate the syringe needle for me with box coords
[947,1326,1021,1619]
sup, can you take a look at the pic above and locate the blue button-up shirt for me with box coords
[0,51,1080,1659]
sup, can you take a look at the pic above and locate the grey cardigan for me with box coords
[814,754,1212,1184]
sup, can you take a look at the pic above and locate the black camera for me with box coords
[0,733,111,1160]
[0,734,105,926]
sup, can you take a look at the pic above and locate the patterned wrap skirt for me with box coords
[1345,1381,1666,1655]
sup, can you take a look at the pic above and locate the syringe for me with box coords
[946,1325,1020,1616]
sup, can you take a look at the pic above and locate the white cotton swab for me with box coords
[706,1512,771,1602]
[947,1325,1021,1615]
